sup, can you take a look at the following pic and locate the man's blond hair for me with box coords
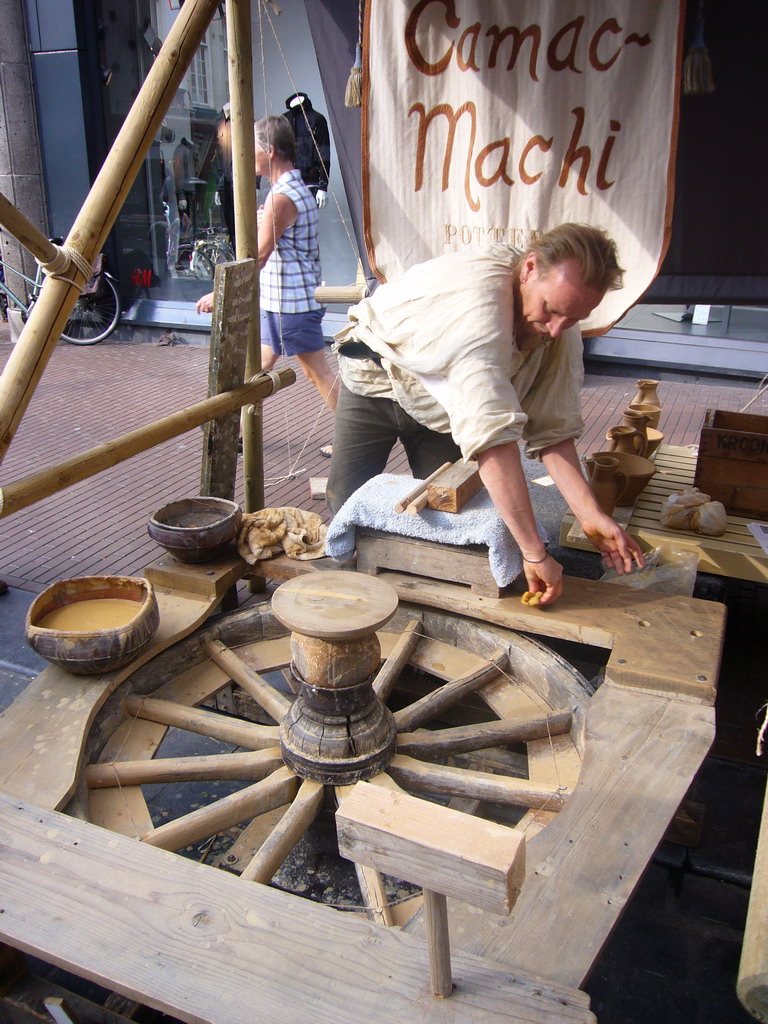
[531,223,624,293]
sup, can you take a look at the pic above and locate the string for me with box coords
[739,371,768,413]
[256,0,341,484]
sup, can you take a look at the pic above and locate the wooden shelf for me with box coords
[560,445,768,583]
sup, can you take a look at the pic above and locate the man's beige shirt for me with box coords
[333,244,584,461]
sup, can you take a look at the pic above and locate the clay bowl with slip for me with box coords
[586,451,657,506]
[147,496,242,563]
[25,575,160,675]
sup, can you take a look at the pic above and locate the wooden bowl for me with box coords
[25,575,160,676]
[587,450,657,506]
[147,496,242,563]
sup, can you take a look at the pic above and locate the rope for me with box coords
[740,372,768,414]
[36,243,93,290]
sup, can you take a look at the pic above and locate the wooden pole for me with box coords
[0,193,58,265]
[0,0,222,466]
[0,368,295,520]
[226,0,264,521]
[738,777,768,1020]
[423,890,454,998]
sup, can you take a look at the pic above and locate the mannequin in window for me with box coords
[283,92,331,209]
[215,103,236,248]
[173,138,196,235]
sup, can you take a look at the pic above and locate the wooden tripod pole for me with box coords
[0,0,221,467]
[226,0,265,521]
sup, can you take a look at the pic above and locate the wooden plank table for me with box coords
[560,444,768,583]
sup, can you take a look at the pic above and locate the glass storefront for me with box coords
[92,0,358,321]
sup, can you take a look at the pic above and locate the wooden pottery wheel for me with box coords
[271,571,400,784]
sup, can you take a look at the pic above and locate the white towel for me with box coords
[326,474,547,586]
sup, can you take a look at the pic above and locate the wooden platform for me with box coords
[560,445,768,583]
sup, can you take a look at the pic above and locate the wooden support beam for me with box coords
[738,775,768,1021]
[0,369,295,520]
[200,260,258,500]
[393,648,507,732]
[204,639,292,724]
[123,694,279,750]
[142,766,299,852]
[337,782,525,999]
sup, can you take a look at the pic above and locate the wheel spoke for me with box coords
[240,779,325,883]
[388,754,570,811]
[142,766,299,852]
[392,647,508,732]
[373,616,422,701]
[204,639,292,723]
[396,708,572,759]
[124,694,279,750]
[85,748,283,788]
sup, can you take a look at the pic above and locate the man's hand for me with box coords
[579,511,645,575]
[195,292,214,314]
[521,553,564,606]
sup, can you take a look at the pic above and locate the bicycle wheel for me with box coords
[61,275,121,345]
[190,248,214,280]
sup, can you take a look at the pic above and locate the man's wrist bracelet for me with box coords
[523,553,548,564]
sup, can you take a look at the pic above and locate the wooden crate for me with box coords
[694,409,768,519]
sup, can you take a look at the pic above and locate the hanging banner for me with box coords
[363,0,685,332]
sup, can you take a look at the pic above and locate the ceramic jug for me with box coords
[584,454,628,516]
[627,401,661,431]
[607,425,644,457]
[632,379,661,411]
[619,409,650,457]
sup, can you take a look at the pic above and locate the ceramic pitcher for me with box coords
[632,379,661,411]
[619,409,650,457]
[627,401,661,431]
[607,425,644,457]
[584,454,628,516]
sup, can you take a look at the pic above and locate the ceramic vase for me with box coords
[633,379,661,411]
[585,454,628,516]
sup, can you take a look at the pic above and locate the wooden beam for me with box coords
[337,782,525,915]
[200,260,257,500]
[0,369,295,520]
[738,774,768,1020]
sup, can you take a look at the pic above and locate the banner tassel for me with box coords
[345,1,363,108]
[683,0,715,95]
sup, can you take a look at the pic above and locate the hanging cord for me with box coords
[739,371,768,414]
[36,243,94,290]
[257,0,351,479]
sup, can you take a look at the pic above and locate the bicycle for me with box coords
[173,227,235,280]
[0,241,121,345]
